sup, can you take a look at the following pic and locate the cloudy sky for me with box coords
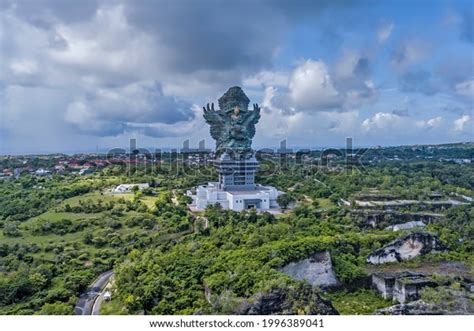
[0,0,473,154]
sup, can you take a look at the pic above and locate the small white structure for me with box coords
[34,168,51,176]
[113,183,149,193]
[103,291,112,301]
[79,167,93,175]
[187,181,280,212]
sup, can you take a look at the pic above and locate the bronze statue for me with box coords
[203,86,260,156]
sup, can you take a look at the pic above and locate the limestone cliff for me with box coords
[280,251,339,287]
[234,285,338,315]
[367,232,447,264]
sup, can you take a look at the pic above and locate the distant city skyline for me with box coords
[1,0,473,155]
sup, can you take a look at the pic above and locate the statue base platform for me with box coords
[186,181,281,212]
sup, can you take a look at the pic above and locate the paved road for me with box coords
[75,270,114,315]
[91,288,109,315]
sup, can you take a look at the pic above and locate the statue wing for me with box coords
[244,104,261,138]
[203,103,225,141]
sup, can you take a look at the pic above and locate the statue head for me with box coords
[233,106,241,116]
[218,86,249,113]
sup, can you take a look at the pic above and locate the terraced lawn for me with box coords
[1,190,160,248]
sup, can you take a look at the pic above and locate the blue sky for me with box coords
[0,0,472,154]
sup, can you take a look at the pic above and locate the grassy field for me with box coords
[0,190,161,251]
[100,297,129,315]
[315,198,334,209]
[46,190,160,210]
[0,211,97,244]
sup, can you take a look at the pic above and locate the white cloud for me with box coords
[288,60,341,111]
[362,113,445,134]
[362,112,402,132]
[1,4,204,142]
[0,8,54,86]
[258,86,302,138]
[334,51,361,79]
[49,5,162,84]
[416,116,442,129]
[322,111,360,134]
[262,86,281,113]
[0,4,165,89]
[65,101,94,128]
[9,59,39,75]
[426,116,442,128]
[333,51,377,108]
[256,86,362,146]
[257,54,378,116]
[455,79,474,98]
[243,70,289,88]
[453,115,471,132]
[344,80,378,109]
[377,21,394,43]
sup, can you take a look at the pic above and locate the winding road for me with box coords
[74,216,201,315]
[75,270,114,315]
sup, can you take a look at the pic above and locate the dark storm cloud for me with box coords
[64,81,195,137]
[122,1,280,73]
[123,0,358,73]
[2,0,361,82]
[128,5,251,70]
[2,0,360,88]
[2,0,362,142]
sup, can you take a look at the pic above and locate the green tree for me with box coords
[38,302,74,315]
[277,193,295,210]
[3,222,22,237]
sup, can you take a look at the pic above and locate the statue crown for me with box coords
[218,86,250,112]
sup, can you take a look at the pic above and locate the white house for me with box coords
[113,183,149,193]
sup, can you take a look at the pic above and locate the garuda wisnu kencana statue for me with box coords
[203,86,261,157]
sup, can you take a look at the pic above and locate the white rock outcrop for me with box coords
[367,232,447,265]
[280,251,339,287]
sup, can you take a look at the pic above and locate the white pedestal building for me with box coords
[189,181,280,211]
[187,153,281,211]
